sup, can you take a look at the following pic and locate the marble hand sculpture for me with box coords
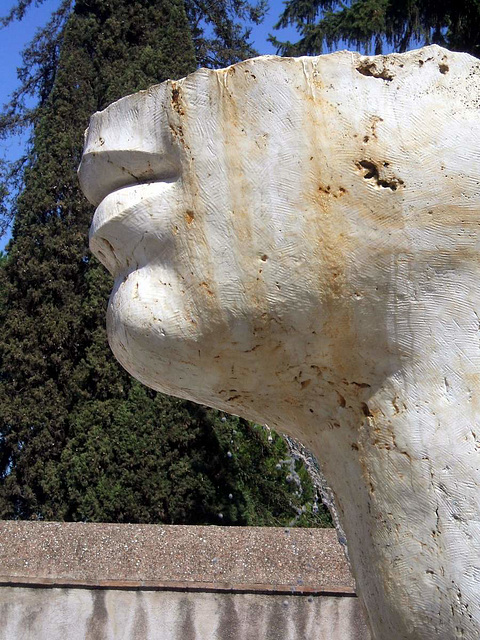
[79,45,480,639]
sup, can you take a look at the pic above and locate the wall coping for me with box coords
[0,522,355,596]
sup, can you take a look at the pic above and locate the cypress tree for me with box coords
[0,0,331,527]
[0,0,195,520]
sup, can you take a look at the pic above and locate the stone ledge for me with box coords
[0,576,356,596]
[0,522,354,594]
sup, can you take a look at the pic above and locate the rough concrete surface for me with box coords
[0,521,353,592]
[0,522,369,639]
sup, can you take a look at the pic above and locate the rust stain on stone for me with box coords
[171,83,185,116]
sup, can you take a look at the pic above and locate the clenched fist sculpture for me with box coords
[79,46,480,639]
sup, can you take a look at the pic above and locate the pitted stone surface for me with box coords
[79,46,480,638]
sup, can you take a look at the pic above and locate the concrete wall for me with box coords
[0,522,371,639]
[1,588,369,640]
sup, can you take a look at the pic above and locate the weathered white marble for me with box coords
[79,46,480,639]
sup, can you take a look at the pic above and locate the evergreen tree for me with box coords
[0,0,331,527]
[271,0,480,58]
[186,0,266,67]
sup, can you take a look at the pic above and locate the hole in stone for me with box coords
[337,392,346,407]
[356,62,394,81]
[357,160,404,191]
[361,402,373,417]
[358,160,379,180]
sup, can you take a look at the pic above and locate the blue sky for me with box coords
[0,0,300,252]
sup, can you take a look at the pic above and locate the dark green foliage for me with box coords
[271,0,480,58]
[0,0,195,520]
[186,0,267,67]
[60,393,326,526]
[0,0,331,527]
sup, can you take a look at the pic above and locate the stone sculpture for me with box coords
[78,46,480,639]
